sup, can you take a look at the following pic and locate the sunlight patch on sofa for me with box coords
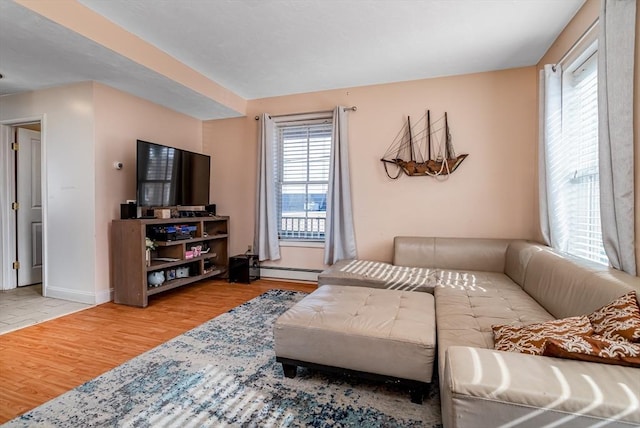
[499,366,571,428]
[544,374,603,427]
[439,271,487,292]
[590,383,640,427]
[488,352,512,397]
[468,347,484,385]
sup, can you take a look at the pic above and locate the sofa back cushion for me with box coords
[393,237,510,272]
[393,237,436,267]
[523,250,640,319]
[504,240,545,287]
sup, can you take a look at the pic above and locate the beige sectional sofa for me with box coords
[321,237,640,427]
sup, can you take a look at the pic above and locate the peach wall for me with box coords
[93,82,203,299]
[204,67,538,270]
[537,0,640,275]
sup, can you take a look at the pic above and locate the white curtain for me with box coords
[324,106,357,264]
[598,0,636,275]
[538,64,567,251]
[254,113,280,261]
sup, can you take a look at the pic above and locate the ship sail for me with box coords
[381,110,468,178]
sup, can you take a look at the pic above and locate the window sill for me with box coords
[279,240,324,249]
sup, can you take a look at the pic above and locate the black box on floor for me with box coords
[229,254,260,283]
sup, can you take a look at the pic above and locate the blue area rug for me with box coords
[4,289,441,427]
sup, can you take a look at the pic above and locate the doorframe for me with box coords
[0,115,47,294]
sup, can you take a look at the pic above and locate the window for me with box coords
[274,115,332,241]
[559,44,607,264]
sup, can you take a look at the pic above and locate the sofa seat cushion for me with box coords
[317,259,437,293]
[435,269,553,379]
[436,270,554,336]
[442,346,640,427]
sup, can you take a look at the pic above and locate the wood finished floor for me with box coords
[0,279,317,423]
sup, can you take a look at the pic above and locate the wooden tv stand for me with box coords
[111,216,229,307]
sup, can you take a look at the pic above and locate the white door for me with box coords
[16,128,42,286]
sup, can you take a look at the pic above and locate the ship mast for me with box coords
[427,110,432,161]
[407,116,415,161]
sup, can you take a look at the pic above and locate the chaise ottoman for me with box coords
[273,285,436,403]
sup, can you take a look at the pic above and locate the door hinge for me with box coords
[11,202,19,211]
[11,143,19,151]
[12,261,20,270]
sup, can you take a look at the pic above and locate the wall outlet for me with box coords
[247,244,253,253]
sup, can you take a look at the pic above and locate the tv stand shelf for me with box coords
[146,269,221,297]
[111,216,229,307]
[153,234,228,247]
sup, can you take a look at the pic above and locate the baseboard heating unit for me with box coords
[259,266,322,282]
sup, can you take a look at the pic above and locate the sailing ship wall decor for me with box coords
[381,110,468,179]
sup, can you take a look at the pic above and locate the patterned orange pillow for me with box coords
[543,335,640,368]
[492,316,594,355]
[587,290,640,342]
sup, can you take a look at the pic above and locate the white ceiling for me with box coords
[0,0,585,120]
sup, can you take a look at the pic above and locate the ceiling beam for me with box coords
[15,0,247,116]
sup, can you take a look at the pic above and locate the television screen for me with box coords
[136,140,211,207]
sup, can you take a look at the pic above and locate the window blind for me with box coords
[562,51,607,265]
[274,119,332,240]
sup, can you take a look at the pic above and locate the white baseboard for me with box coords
[95,288,113,305]
[259,268,319,282]
[45,285,97,305]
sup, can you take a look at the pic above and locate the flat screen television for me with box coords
[136,140,211,208]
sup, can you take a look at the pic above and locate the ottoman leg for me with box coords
[282,363,297,378]
[410,386,425,404]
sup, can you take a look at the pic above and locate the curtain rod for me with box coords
[553,18,599,71]
[254,106,357,120]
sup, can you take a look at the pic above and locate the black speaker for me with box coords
[120,203,137,219]
[205,204,216,215]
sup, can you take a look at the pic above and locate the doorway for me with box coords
[1,121,43,291]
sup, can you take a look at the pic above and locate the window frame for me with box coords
[272,112,333,243]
